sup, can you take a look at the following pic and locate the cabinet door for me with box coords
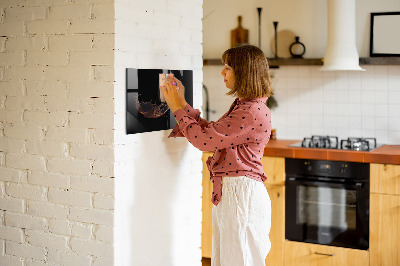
[370,193,400,266]
[264,184,284,266]
[284,241,369,266]
[202,152,213,258]
[370,163,400,195]
[261,156,285,186]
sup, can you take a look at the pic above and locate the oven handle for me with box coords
[286,177,364,189]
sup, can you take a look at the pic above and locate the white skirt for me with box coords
[211,176,271,266]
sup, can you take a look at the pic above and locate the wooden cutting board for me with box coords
[231,16,249,48]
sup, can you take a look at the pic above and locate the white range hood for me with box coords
[320,0,365,71]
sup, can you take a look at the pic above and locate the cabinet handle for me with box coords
[314,252,335,257]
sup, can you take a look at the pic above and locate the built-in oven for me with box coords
[285,158,369,250]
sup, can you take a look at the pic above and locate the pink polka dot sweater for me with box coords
[168,97,272,206]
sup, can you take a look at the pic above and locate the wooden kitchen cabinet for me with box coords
[370,163,400,266]
[370,163,400,195]
[201,153,286,266]
[202,152,213,258]
[284,241,369,266]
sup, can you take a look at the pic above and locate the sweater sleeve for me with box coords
[171,106,256,152]
[168,103,211,138]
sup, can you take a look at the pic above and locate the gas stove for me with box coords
[289,135,382,151]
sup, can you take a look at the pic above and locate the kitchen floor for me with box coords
[202,257,211,266]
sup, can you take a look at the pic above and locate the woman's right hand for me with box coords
[168,76,186,107]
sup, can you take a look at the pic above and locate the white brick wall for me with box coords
[114,0,203,265]
[0,0,115,265]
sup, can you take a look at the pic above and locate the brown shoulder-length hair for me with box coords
[221,44,273,99]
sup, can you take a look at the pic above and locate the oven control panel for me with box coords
[286,158,369,180]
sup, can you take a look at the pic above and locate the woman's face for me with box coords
[220,64,235,89]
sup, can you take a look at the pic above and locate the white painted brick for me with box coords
[69,112,114,129]
[0,52,24,66]
[44,66,91,82]
[0,81,24,96]
[80,97,115,114]
[43,96,81,112]
[93,194,113,210]
[92,160,113,177]
[116,36,152,54]
[5,36,46,52]
[6,183,46,201]
[70,19,114,34]
[48,4,91,20]
[0,181,4,197]
[26,141,67,157]
[25,229,68,251]
[3,66,44,81]
[70,144,113,161]
[69,81,114,98]
[89,128,113,146]
[70,175,113,194]
[93,252,113,266]
[49,35,93,52]
[25,80,67,97]
[27,200,69,219]
[24,259,48,266]
[6,241,46,261]
[46,127,88,144]
[0,197,24,212]
[70,237,113,257]
[22,0,69,6]
[92,3,114,20]
[5,212,48,231]
[94,225,112,243]
[4,6,46,22]
[69,50,113,66]
[69,207,113,226]
[4,96,46,111]
[92,34,114,50]
[0,37,5,52]
[0,22,24,36]
[181,42,202,56]
[0,226,24,243]
[0,211,4,226]
[6,153,46,171]
[0,255,23,266]
[47,158,92,176]
[0,110,23,124]
[47,249,91,266]
[48,188,91,208]
[26,51,68,66]
[27,20,69,35]
[93,66,113,81]
[71,222,92,239]
[0,153,5,166]
[28,171,69,189]
[0,138,25,154]
[48,219,71,236]
[24,111,68,127]
[4,125,43,141]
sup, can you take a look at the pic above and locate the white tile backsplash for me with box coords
[203,65,400,144]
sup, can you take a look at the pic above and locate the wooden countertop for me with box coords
[263,139,400,165]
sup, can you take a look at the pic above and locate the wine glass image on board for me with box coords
[126,68,193,135]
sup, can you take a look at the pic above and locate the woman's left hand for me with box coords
[161,75,184,113]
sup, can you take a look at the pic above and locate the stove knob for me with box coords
[340,164,347,174]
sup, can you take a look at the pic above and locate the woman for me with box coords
[162,44,273,266]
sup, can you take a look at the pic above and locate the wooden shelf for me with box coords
[203,57,400,67]
[359,57,400,65]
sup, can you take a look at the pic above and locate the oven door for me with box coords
[285,177,369,250]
